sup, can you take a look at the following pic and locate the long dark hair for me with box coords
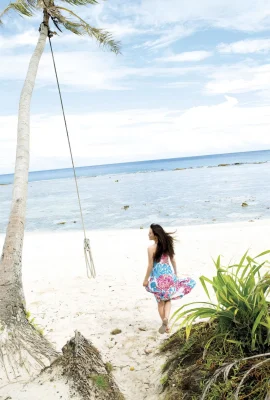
[150,223,175,262]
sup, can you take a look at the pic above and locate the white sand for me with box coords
[0,219,270,399]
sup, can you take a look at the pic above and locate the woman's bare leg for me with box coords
[164,301,172,332]
[164,300,172,320]
[158,301,168,334]
[158,301,165,321]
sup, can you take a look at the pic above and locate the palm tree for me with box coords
[0,0,119,383]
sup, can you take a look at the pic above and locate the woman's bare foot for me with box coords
[165,325,171,334]
[158,318,168,334]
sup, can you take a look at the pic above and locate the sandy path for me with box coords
[0,220,270,399]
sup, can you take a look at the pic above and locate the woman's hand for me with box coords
[143,279,148,287]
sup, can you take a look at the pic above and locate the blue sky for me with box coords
[1,0,270,173]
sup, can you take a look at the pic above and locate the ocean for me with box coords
[0,149,270,184]
[0,150,270,232]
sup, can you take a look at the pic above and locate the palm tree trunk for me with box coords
[0,21,47,322]
[0,19,58,384]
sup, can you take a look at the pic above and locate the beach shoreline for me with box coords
[0,149,269,184]
[0,219,270,399]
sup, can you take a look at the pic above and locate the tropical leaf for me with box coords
[173,250,270,351]
[199,275,212,299]
[254,249,270,259]
[234,358,270,399]
[59,0,100,5]
[200,352,270,400]
[52,6,120,53]
[0,0,120,54]
[0,0,35,24]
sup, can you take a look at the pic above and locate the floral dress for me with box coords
[146,254,196,302]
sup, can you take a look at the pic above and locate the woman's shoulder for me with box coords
[148,244,156,253]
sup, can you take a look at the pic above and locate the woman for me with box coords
[143,223,196,334]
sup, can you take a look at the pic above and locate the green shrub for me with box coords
[161,321,270,399]
[173,250,270,352]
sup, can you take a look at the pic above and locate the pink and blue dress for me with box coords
[146,254,196,302]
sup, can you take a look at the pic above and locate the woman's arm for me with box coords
[170,255,177,275]
[143,247,154,286]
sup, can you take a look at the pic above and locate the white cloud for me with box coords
[1,96,269,174]
[140,26,195,49]
[218,38,270,54]
[0,28,120,50]
[85,0,270,49]
[0,49,209,91]
[0,30,38,49]
[100,23,149,39]
[80,0,270,37]
[157,51,212,62]
[161,81,198,88]
[2,0,270,56]
[136,0,270,32]
[0,50,129,91]
[205,63,270,94]
[0,25,145,53]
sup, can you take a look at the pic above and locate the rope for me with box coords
[48,34,96,279]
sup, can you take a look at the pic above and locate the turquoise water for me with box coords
[0,157,270,232]
[0,149,269,184]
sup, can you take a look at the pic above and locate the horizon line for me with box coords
[1,148,270,177]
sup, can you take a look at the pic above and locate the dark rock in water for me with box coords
[122,205,129,211]
[242,202,248,207]
[234,162,243,165]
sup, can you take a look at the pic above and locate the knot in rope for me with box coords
[84,238,96,279]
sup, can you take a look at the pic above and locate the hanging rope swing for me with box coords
[47,31,96,279]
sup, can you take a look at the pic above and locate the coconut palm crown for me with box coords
[0,0,120,53]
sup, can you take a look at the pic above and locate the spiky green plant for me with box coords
[160,322,270,400]
[172,250,270,352]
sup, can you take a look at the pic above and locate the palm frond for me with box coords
[51,6,120,53]
[0,0,36,25]
[57,0,100,5]
[200,352,270,400]
[235,358,270,399]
